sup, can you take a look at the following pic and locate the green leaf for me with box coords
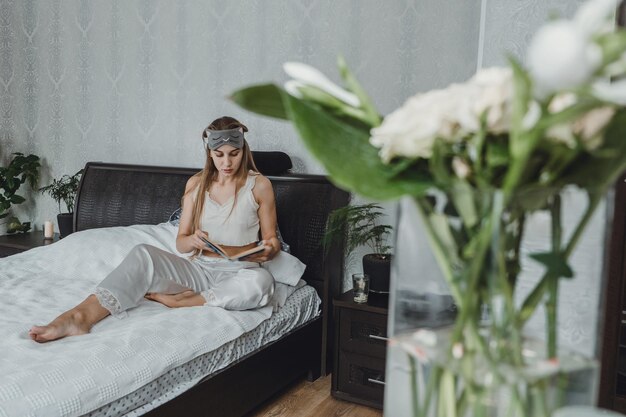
[502,58,543,197]
[450,180,478,230]
[485,141,509,168]
[596,31,626,67]
[560,109,626,190]
[337,55,381,127]
[429,212,460,265]
[529,251,574,279]
[282,92,430,200]
[508,57,533,156]
[429,141,453,187]
[10,194,25,204]
[7,217,31,233]
[229,83,289,120]
[512,184,558,212]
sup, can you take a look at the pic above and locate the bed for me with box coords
[0,156,349,417]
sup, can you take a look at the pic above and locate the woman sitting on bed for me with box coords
[29,116,281,343]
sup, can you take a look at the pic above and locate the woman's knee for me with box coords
[209,268,274,310]
[128,244,162,261]
[249,268,274,293]
[246,268,274,307]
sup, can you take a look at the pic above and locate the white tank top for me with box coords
[195,173,260,246]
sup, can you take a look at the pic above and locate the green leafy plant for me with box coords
[323,203,392,257]
[0,152,41,219]
[39,169,83,214]
[6,216,31,233]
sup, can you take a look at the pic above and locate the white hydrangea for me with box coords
[370,67,513,162]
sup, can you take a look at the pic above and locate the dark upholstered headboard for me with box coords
[74,161,349,371]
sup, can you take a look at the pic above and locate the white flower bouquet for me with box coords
[232,0,626,414]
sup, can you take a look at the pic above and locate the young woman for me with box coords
[29,116,281,343]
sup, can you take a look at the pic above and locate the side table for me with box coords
[0,232,60,258]
[332,290,389,409]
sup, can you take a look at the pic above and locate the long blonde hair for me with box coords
[185,117,259,247]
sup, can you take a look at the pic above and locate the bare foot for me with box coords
[29,310,91,343]
[29,295,110,343]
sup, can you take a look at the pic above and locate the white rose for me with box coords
[546,106,615,150]
[370,67,514,162]
[572,106,615,150]
[439,83,478,139]
[469,67,513,133]
[370,92,441,161]
[527,20,602,97]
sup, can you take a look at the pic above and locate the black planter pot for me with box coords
[362,253,392,293]
[57,213,74,238]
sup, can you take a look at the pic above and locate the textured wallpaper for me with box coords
[0,0,607,362]
[0,0,479,286]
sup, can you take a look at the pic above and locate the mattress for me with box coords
[0,224,317,417]
[88,285,320,417]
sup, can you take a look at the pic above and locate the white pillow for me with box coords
[270,279,306,312]
[262,250,306,286]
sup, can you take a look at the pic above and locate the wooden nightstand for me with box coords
[332,290,389,409]
[0,232,60,258]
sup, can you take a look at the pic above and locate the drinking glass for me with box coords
[352,273,370,303]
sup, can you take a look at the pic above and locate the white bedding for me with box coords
[0,224,280,417]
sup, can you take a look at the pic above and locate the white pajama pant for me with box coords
[94,244,274,317]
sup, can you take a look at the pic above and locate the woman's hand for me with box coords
[243,237,280,263]
[145,290,205,308]
[189,229,210,251]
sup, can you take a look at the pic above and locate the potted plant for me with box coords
[323,203,393,293]
[39,169,83,238]
[0,152,41,235]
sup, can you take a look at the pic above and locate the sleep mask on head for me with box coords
[204,128,245,150]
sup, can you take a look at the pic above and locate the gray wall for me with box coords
[0,0,478,227]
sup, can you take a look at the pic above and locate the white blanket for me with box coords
[0,224,273,417]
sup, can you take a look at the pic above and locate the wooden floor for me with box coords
[248,375,383,417]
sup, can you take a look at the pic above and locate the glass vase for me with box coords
[384,189,603,417]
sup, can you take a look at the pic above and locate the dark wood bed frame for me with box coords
[73,161,350,417]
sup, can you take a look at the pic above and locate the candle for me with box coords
[44,221,54,239]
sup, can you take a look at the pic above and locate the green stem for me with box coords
[414,197,462,304]
[531,380,550,417]
[519,190,603,327]
[421,365,442,416]
[547,195,562,358]
[439,369,457,417]
[409,355,420,417]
